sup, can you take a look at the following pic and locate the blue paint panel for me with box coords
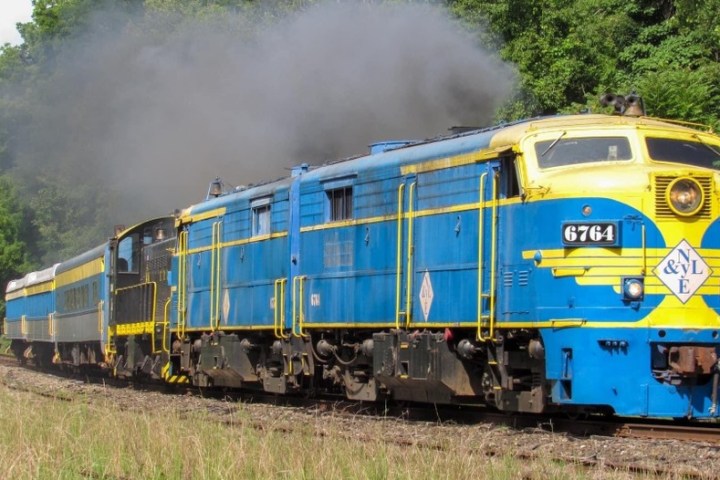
[542,327,719,418]
[179,186,292,330]
[5,296,25,321]
[24,290,54,320]
[700,217,720,313]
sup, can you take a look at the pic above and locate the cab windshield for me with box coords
[645,137,720,170]
[534,136,632,168]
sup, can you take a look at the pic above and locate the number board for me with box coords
[562,222,619,246]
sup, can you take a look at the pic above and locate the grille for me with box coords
[654,175,712,219]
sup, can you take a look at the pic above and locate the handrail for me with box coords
[404,181,416,327]
[21,315,26,337]
[177,230,188,340]
[104,298,116,356]
[98,300,104,333]
[395,183,405,329]
[477,172,487,340]
[488,172,499,339]
[145,282,158,351]
[162,297,172,353]
[292,275,308,337]
[48,313,54,337]
[210,221,223,330]
[274,278,289,339]
[477,171,499,341]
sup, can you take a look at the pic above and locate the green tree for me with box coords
[449,0,720,128]
[0,177,31,320]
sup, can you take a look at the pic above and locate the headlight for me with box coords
[623,278,644,300]
[666,177,703,216]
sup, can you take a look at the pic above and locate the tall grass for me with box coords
[0,384,600,479]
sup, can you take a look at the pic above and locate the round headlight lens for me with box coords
[623,278,644,300]
[667,177,703,216]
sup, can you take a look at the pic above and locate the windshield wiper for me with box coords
[540,131,567,157]
[692,133,720,158]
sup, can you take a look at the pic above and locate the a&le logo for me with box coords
[654,239,712,303]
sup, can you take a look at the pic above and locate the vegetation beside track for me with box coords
[6,358,717,479]
[0,381,599,480]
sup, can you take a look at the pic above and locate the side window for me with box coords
[251,197,272,236]
[117,233,139,273]
[500,156,522,199]
[327,186,353,221]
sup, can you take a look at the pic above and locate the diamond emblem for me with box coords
[654,240,712,303]
[419,270,434,321]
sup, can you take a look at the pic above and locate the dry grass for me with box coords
[0,383,636,480]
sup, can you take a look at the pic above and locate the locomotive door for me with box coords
[477,155,524,340]
[477,161,500,340]
[395,175,417,328]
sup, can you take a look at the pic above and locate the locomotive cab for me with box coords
[107,217,177,378]
[509,115,720,418]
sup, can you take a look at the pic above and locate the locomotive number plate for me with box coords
[562,222,619,246]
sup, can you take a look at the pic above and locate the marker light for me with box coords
[623,278,644,300]
[667,177,703,216]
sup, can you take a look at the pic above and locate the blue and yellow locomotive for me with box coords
[6,97,720,419]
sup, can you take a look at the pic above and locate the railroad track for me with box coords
[2,353,719,448]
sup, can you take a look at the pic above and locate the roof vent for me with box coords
[292,163,309,177]
[369,141,415,155]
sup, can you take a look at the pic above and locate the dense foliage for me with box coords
[0,0,719,297]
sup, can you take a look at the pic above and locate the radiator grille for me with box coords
[654,176,712,219]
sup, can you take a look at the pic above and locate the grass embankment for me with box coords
[0,336,11,356]
[0,384,599,480]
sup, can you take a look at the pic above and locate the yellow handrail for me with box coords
[177,230,188,340]
[210,221,223,330]
[477,172,487,340]
[292,275,308,337]
[48,313,53,337]
[162,297,172,353]
[97,299,104,334]
[488,172,499,339]
[404,182,416,327]
[274,278,288,339]
[104,300,115,356]
[21,315,26,336]
[394,183,405,329]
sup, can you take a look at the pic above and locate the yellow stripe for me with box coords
[301,322,397,329]
[525,247,720,281]
[25,281,54,296]
[400,146,512,175]
[223,231,287,248]
[56,258,105,287]
[182,199,526,254]
[175,325,275,333]
[167,376,190,384]
[301,214,395,232]
[185,231,288,255]
[5,290,25,301]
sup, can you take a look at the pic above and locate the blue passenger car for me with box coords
[53,244,108,365]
